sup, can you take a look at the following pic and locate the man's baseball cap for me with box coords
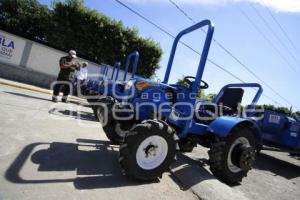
[69,50,77,58]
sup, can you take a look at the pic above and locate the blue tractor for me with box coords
[90,51,139,120]
[85,62,118,97]
[84,63,110,97]
[86,51,139,99]
[257,110,300,155]
[100,51,139,99]
[85,51,139,118]
[95,20,264,184]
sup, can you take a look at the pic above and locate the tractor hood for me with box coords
[124,77,160,91]
[122,77,165,101]
[134,77,161,90]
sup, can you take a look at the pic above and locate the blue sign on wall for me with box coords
[0,34,15,59]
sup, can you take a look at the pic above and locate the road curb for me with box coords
[0,78,82,101]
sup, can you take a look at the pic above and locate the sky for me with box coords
[39,0,300,110]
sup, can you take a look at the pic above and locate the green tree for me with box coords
[48,0,162,77]
[261,104,291,115]
[0,0,162,78]
[0,0,51,40]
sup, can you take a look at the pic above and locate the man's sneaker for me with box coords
[62,97,68,103]
[52,96,58,103]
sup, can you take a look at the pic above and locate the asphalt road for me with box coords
[0,84,196,200]
[186,146,300,200]
[0,83,299,200]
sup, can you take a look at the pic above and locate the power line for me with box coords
[238,6,300,78]
[262,1,300,58]
[113,0,242,81]
[250,4,300,72]
[113,0,289,108]
[237,7,300,109]
[114,0,285,107]
[168,0,196,23]
[167,0,297,108]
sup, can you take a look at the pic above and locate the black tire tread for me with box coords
[93,97,123,145]
[208,126,256,184]
[119,119,176,181]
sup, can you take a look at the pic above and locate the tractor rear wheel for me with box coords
[119,120,177,181]
[208,127,256,184]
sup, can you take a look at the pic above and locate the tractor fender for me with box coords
[207,116,262,141]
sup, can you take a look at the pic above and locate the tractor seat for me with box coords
[216,88,244,115]
[195,88,244,122]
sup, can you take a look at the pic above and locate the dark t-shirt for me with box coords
[57,56,76,81]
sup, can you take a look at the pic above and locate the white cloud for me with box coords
[124,0,300,13]
[258,0,300,13]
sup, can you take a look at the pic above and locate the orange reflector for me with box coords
[136,81,153,90]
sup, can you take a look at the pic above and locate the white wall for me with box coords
[26,42,105,79]
[0,30,134,83]
[25,41,134,81]
[0,31,26,66]
[27,42,65,76]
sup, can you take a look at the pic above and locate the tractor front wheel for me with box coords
[119,120,177,181]
[208,126,256,184]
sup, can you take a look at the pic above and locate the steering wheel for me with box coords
[183,76,209,89]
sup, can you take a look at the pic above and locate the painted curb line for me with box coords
[0,79,82,101]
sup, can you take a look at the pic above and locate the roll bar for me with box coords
[163,19,214,96]
[111,62,121,81]
[123,51,139,81]
[213,83,263,106]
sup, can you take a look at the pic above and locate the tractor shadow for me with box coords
[253,152,300,180]
[48,108,97,121]
[170,149,300,190]
[5,139,155,189]
[169,153,214,190]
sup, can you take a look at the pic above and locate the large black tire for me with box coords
[86,89,101,104]
[208,126,256,184]
[92,96,113,121]
[119,120,177,181]
[94,97,132,145]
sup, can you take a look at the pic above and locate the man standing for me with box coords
[52,50,79,103]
